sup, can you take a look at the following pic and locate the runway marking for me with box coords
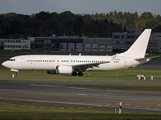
[77,93,108,97]
[78,94,88,96]
[30,84,58,88]
[30,84,95,90]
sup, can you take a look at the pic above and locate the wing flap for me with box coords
[73,62,107,71]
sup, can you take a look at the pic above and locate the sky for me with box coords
[0,0,161,15]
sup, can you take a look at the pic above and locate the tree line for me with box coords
[0,11,161,39]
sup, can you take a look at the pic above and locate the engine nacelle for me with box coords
[56,65,73,74]
[47,70,56,74]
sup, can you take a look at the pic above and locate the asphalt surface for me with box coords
[0,81,161,113]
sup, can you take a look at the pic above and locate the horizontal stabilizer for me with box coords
[135,56,160,62]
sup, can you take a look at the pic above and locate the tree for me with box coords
[125,19,136,29]
[36,11,51,21]
[146,18,160,29]
[140,12,153,19]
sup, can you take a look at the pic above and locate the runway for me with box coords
[0,81,161,113]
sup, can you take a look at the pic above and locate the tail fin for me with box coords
[119,29,151,58]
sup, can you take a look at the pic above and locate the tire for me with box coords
[72,71,77,76]
[78,72,83,76]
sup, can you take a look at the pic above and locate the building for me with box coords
[3,39,30,50]
[112,29,141,52]
[28,36,83,52]
[149,33,161,53]
[1,30,161,53]
[0,39,4,49]
[83,38,113,52]
[112,29,161,53]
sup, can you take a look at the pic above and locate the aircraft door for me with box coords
[21,57,25,65]
[124,58,127,68]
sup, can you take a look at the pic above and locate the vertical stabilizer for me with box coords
[119,29,151,58]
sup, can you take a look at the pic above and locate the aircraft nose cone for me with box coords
[2,61,7,67]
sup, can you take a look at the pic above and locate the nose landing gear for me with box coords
[16,72,19,76]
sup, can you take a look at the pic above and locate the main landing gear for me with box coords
[71,71,83,76]
[16,72,19,76]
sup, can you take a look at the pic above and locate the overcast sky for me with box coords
[0,0,161,15]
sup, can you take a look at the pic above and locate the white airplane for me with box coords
[2,29,159,76]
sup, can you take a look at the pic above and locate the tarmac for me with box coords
[0,81,161,113]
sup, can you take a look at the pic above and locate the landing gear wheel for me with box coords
[78,72,83,76]
[16,72,19,76]
[72,71,77,76]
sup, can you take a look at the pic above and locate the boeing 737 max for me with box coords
[2,29,159,76]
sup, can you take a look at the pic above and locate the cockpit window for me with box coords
[9,59,15,61]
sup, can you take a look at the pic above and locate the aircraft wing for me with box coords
[72,53,118,72]
[72,61,107,71]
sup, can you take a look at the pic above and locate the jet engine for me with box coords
[56,65,73,74]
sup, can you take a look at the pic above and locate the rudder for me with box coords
[119,29,151,58]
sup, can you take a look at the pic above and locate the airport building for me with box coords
[2,39,30,50]
[1,29,161,53]
[83,38,113,52]
[112,29,161,53]
[28,36,83,52]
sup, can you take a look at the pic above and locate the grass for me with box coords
[0,101,161,120]
[1,65,161,91]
